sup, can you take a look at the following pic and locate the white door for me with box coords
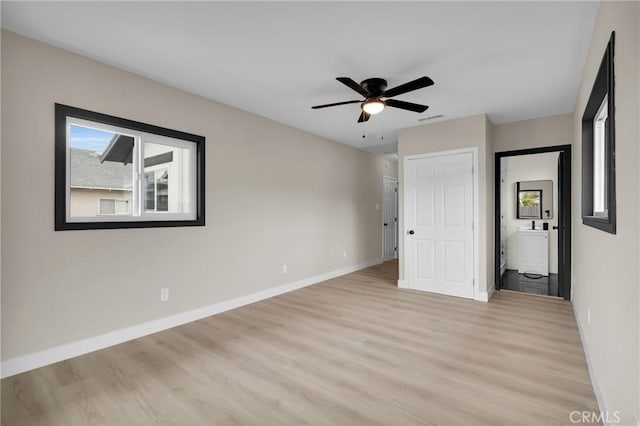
[405,151,475,299]
[383,177,398,261]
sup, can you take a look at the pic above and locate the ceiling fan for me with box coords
[311,76,434,123]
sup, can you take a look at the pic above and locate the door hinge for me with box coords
[472,278,475,286]
[395,187,398,192]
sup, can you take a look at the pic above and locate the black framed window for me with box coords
[582,32,616,234]
[55,104,205,230]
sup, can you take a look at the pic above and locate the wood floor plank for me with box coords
[1,260,598,425]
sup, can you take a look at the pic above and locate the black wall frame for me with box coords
[494,145,572,300]
[55,104,206,231]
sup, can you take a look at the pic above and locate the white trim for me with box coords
[402,147,480,300]
[382,175,398,261]
[397,279,409,289]
[572,301,607,422]
[1,258,382,379]
[475,283,495,302]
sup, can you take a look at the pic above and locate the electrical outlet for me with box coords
[282,264,287,274]
[343,250,347,259]
[587,306,591,325]
[160,288,169,302]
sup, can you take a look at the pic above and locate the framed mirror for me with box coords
[516,180,553,219]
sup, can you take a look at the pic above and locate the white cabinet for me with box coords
[518,229,549,276]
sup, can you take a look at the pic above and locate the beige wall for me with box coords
[493,113,573,153]
[571,2,640,424]
[397,115,493,295]
[0,31,392,361]
[503,153,559,273]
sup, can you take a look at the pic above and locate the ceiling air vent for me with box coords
[418,114,444,122]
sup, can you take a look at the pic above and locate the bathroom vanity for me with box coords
[518,228,549,276]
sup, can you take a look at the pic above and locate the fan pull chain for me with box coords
[362,118,366,139]
[381,111,385,141]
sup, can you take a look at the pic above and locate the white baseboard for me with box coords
[1,258,382,379]
[397,279,409,288]
[474,283,495,302]
[572,301,608,422]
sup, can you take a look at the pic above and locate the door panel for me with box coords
[417,186,436,226]
[444,184,465,226]
[416,240,436,280]
[443,240,465,283]
[405,152,475,299]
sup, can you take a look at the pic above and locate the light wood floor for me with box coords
[2,260,598,425]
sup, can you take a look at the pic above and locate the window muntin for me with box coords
[56,104,205,230]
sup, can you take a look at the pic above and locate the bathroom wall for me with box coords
[503,152,559,273]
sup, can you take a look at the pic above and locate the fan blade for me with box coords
[357,111,370,123]
[386,99,429,113]
[383,76,434,98]
[311,100,361,109]
[337,77,370,97]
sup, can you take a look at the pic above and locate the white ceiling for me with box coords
[1,2,598,154]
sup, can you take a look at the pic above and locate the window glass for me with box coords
[69,125,134,218]
[99,199,115,215]
[592,96,608,217]
[67,123,197,220]
[143,141,193,215]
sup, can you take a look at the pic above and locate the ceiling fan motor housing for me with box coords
[360,78,387,97]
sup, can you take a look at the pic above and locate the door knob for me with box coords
[384,223,388,226]
[552,226,559,230]
[408,230,415,235]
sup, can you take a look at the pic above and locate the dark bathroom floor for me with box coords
[500,269,559,297]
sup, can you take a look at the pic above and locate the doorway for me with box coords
[382,176,398,261]
[494,145,572,300]
[404,148,478,299]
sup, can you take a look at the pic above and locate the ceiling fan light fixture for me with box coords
[362,99,385,115]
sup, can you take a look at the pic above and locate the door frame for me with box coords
[382,175,398,261]
[402,147,480,300]
[494,145,572,300]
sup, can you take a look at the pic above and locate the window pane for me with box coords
[99,199,115,215]
[593,97,608,216]
[145,172,155,211]
[143,141,194,215]
[156,170,169,212]
[115,200,129,214]
[69,125,134,218]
